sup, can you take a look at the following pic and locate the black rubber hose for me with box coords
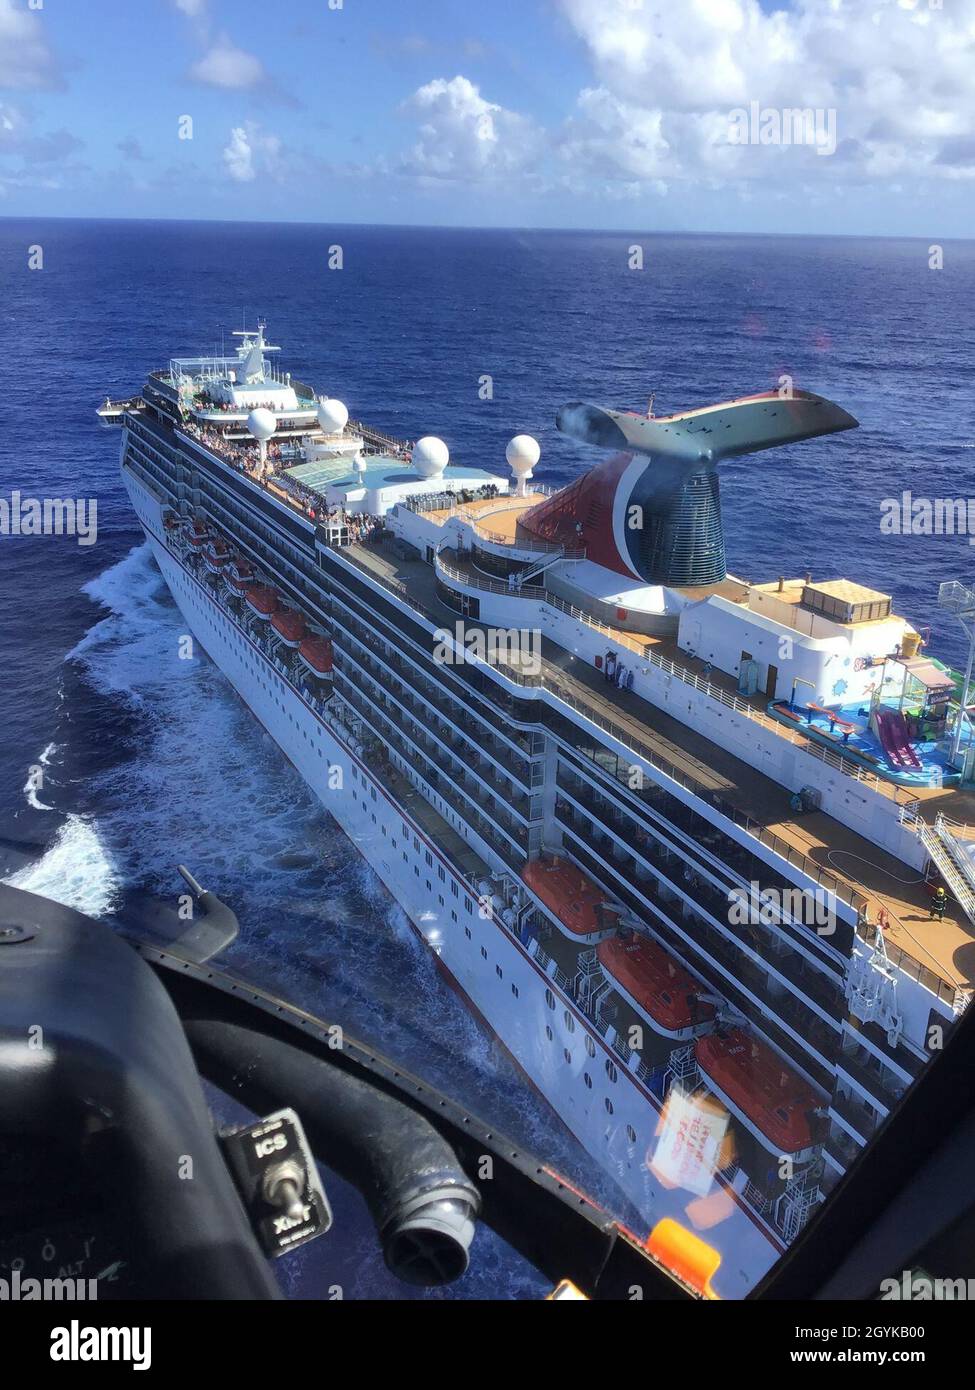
[182,1014,480,1286]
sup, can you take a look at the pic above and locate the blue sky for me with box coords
[1,0,973,234]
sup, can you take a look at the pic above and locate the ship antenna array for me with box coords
[938,579,975,763]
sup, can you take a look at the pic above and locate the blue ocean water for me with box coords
[1,219,974,1296]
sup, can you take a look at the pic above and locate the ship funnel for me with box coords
[538,391,859,588]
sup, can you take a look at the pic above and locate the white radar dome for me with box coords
[412,436,450,480]
[317,398,349,435]
[506,434,540,479]
[247,408,277,442]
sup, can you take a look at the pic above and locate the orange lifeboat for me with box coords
[229,555,255,583]
[597,932,716,1039]
[695,1029,822,1159]
[244,585,282,620]
[224,571,251,595]
[271,608,308,648]
[521,856,619,939]
[203,538,231,571]
[298,636,333,677]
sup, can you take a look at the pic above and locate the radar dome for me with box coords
[317,398,349,435]
[506,434,540,479]
[412,436,450,480]
[247,408,277,442]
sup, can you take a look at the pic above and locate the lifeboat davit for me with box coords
[185,518,210,549]
[271,608,308,648]
[597,932,716,1039]
[298,635,333,677]
[521,856,619,939]
[244,585,282,620]
[695,1029,823,1160]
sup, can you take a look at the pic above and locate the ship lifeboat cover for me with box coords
[597,934,715,1033]
[244,585,282,617]
[271,608,308,643]
[299,635,333,675]
[695,1028,821,1154]
[521,858,615,936]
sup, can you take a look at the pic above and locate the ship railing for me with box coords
[348,548,886,923]
[345,547,969,1000]
[346,418,412,456]
[853,912,968,1012]
[435,553,911,804]
[469,525,586,560]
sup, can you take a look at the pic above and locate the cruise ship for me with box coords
[100,326,975,1297]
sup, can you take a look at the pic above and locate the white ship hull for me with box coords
[123,465,781,1296]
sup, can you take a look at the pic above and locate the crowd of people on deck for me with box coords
[180,418,385,544]
[192,391,292,414]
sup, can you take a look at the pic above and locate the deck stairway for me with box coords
[916,815,975,926]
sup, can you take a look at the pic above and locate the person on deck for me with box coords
[930,886,948,921]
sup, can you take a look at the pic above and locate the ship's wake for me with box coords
[6,543,629,1239]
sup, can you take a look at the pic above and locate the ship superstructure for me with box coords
[102,327,975,1295]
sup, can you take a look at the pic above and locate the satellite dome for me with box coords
[506,434,540,479]
[412,436,450,480]
[317,398,349,435]
[247,408,277,442]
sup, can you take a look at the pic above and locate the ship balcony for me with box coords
[829,1084,883,1145]
[329,619,537,794]
[554,790,846,1021]
[336,657,537,824]
[333,674,531,872]
[836,1040,908,1112]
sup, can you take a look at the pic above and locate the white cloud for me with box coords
[0,0,62,90]
[222,123,283,182]
[0,100,82,164]
[399,75,543,181]
[173,0,207,14]
[191,37,266,91]
[557,0,975,187]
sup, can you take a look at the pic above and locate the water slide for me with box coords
[875,709,923,771]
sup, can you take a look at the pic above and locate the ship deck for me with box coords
[341,541,975,999]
